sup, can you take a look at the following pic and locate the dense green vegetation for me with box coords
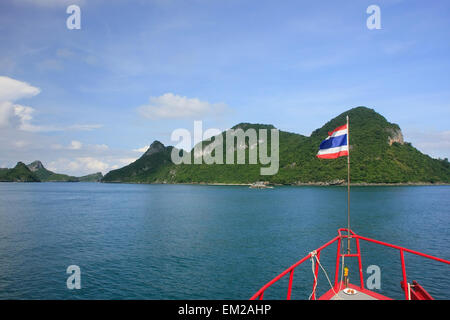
[27,161,79,182]
[0,160,103,183]
[0,162,40,182]
[102,107,450,184]
[102,141,175,183]
[78,172,103,182]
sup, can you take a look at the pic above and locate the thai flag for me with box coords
[316,124,349,159]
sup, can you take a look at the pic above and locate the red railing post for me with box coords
[356,238,364,289]
[334,237,341,289]
[400,250,408,300]
[287,268,294,300]
[311,250,321,300]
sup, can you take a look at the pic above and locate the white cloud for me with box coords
[23,123,103,133]
[0,76,132,176]
[93,144,109,151]
[137,93,228,119]
[0,101,38,130]
[48,157,109,175]
[405,129,450,159]
[69,140,83,150]
[14,140,29,148]
[13,104,34,123]
[66,124,103,131]
[47,154,138,176]
[13,104,41,131]
[133,145,149,152]
[0,105,102,132]
[0,101,15,127]
[59,140,109,152]
[119,158,137,165]
[77,157,109,172]
[0,76,102,132]
[0,76,40,102]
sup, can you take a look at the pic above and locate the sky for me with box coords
[0,0,449,175]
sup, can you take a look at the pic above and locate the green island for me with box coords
[102,107,450,185]
[0,161,103,183]
[1,107,448,185]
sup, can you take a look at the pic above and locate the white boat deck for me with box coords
[319,283,390,300]
[330,289,378,300]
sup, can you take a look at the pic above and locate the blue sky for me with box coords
[0,0,449,175]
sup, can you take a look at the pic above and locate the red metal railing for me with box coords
[250,228,450,300]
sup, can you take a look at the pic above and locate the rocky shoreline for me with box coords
[130,181,450,187]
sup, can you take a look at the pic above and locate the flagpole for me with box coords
[346,115,351,254]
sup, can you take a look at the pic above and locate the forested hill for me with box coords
[0,161,103,182]
[27,160,78,182]
[0,162,40,182]
[102,107,450,184]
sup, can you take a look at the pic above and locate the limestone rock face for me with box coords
[144,141,165,156]
[27,160,45,172]
[387,128,404,146]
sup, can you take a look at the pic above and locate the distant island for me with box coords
[1,107,449,185]
[0,161,103,183]
[102,107,450,185]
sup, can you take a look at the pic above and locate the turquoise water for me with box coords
[0,183,448,300]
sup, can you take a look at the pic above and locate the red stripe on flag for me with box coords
[316,150,348,159]
[328,124,347,136]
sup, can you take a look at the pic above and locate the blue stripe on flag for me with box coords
[319,134,347,150]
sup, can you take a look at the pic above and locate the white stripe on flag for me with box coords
[317,145,349,155]
[329,128,347,138]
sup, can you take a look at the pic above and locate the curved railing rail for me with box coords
[250,228,450,300]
